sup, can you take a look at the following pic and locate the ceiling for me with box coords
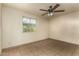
[3,3,79,19]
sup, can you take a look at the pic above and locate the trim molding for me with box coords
[2,38,48,50]
[49,38,79,46]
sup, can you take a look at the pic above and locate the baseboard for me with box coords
[2,38,79,50]
[2,38,48,50]
[49,38,79,46]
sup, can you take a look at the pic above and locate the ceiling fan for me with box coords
[40,4,65,16]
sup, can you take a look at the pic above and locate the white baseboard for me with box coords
[2,38,48,49]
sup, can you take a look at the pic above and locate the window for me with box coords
[22,16,36,32]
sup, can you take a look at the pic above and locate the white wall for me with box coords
[2,6,48,49]
[49,12,79,45]
[0,4,1,54]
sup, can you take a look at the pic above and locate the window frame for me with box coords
[22,16,37,32]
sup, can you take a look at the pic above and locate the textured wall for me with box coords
[0,4,2,54]
[2,6,48,49]
[49,12,79,45]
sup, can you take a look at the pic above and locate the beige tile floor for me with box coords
[2,39,79,56]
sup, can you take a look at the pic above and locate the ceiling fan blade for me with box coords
[41,13,48,16]
[40,9,48,11]
[54,10,65,12]
[52,4,60,11]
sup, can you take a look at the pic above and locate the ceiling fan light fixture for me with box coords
[48,12,54,16]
